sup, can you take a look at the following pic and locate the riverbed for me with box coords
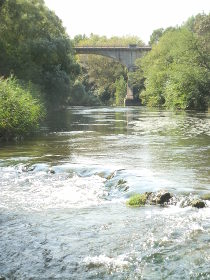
[0,107,210,279]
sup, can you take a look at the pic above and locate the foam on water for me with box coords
[83,254,130,270]
[0,168,108,210]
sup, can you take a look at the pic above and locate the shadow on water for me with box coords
[0,107,132,164]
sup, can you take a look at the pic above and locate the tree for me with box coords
[149,28,164,46]
[115,76,127,106]
[141,25,210,110]
[0,0,79,108]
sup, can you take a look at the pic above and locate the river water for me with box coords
[0,106,210,279]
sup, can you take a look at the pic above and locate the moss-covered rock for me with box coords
[117,179,127,185]
[200,193,210,201]
[191,199,206,208]
[106,171,116,180]
[126,191,207,209]
[127,194,147,207]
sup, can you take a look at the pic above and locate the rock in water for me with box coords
[126,191,207,209]
[191,199,206,208]
[147,190,172,205]
[200,193,210,201]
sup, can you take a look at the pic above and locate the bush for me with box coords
[0,77,45,140]
[126,194,147,207]
[69,80,100,106]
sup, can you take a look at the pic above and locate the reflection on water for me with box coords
[0,106,210,279]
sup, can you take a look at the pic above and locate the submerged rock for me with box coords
[117,179,129,192]
[106,171,116,180]
[200,193,210,201]
[117,179,127,186]
[22,164,35,172]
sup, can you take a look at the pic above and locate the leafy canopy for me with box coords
[140,16,210,110]
[0,0,79,108]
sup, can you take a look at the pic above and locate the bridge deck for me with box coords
[74,46,151,51]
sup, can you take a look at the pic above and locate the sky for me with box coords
[44,0,209,44]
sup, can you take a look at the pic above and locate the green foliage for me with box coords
[115,76,127,106]
[149,28,164,46]
[75,34,145,47]
[149,27,176,46]
[141,21,210,110]
[0,77,45,140]
[0,0,79,108]
[128,64,145,100]
[69,80,100,106]
[77,53,127,105]
[127,194,147,207]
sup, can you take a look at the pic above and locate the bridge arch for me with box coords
[74,46,151,104]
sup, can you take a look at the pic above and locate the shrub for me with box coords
[0,77,45,140]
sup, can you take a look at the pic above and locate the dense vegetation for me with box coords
[139,13,210,110]
[0,0,79,140]
[0,77,44,140]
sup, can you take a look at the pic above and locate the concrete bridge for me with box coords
[74,45,151,105]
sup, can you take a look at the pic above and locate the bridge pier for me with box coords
[124,80,134,106]
[124,67,138,106]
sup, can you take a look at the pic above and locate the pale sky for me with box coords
[44,0,209,43]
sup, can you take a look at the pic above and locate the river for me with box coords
[0,106,210,279]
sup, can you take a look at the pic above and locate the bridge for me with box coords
[74,45,151,105]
